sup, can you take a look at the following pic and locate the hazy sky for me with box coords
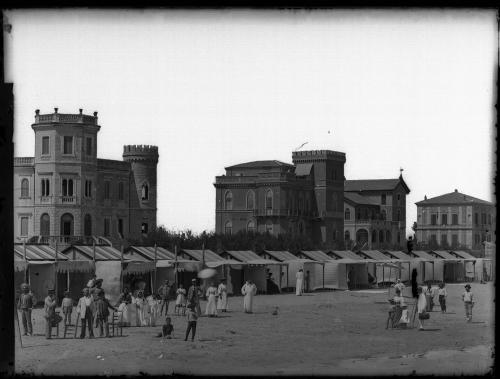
[5,9,496,235]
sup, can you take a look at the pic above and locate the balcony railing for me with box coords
[39,196,53,204]
[60,196,76,204]
[27,235,112,246]
[253,208,318,218]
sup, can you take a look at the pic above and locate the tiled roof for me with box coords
[330,250,364,260]
[299,250,332,262]
[355,250,391,260]
[226,160,293,170]
[450,250,476,260]
[263,250,297,262]
[381,250,413,260]
[411,250,435,260]
[415,191,493,206]
[62,245,124,260]
[345,178,410,193]
[181,249,224,262]
[344,192,379,206]
[127,246,175,260]
[14,244,69,261]
[429,250,460,260]
[224,250,281,265]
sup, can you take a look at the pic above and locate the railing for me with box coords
[60,196,76,204]
[14,157,34,166]
[35,113,98,125]
[28,235,112,246]
[39,196,53,204]
[253,208,317,217]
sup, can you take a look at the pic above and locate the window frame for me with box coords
[63,136,74,155]
[20,216,29,237]
[104,181,111,200]
[20,178,29,198]
[41,136,50,156]
[85,137,92,156]
[224,190,233,210]
[104,218,111,237]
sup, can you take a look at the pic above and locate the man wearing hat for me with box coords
[461,284,474,322]
[44,288,58,339]
[17,283,34,336]
[157,280,172,316]
[187,279,202,317]
[90,279,104,327]
[76,287,95,338]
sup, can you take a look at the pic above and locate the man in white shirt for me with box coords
[461,284,474,322]
[77,288,95,338]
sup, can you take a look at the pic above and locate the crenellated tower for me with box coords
[122,145,159,238]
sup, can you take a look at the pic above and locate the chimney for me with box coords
[35,109,40,115]
[424,195,427,200]
[54,107,58,113]
[79,108,83,114]
[93,111,98,117]
[455,189,458,193]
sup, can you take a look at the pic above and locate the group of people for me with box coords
[387,269,476,331]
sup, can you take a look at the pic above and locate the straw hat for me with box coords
[465,284,471,289]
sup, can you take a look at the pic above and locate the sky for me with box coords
[4,9,497,236]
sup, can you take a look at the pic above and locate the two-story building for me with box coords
[415,189,495,253]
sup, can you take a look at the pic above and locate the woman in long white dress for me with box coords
[217,279,228,312]
[175,284,187,316]
[241,280,257,313]
[416,286,428,330]
[296,269,304,296]
[205,283,218,317]
[135,291,148,326]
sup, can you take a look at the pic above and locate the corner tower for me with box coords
[123,145,159,239]
[292,150,346,247]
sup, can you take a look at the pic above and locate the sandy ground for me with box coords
[15,283,494,376]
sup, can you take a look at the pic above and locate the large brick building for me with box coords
[14,108,158,245]
[214,150,346,247]
[415,190,495,253]
[343,177,410,249]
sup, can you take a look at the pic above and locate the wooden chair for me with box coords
[111,311,123,337]
[63,312,79,338]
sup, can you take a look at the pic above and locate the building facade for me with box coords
[343,177,410,249]
[14,108,158,245]
[415,189,495,253]
[214,150,346,247]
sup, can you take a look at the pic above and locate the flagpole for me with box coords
[174,245,178,288]
[120,245,124,293]
[23,241,28,284]
[154,243,158,292]
[54,239,58,300]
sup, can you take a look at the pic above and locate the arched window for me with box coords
[84,214,92,236]
[379,230,384,243]
[224,191,233,210]
[40,214,50,236]
[344,230,350,241]
[247,219,256,233]
[62,179,68,196]
[60,213,74,236]
[68,179,74,196]
[224,220,232,235]
[141,183,149,200]
[372,230,377,243]
[265,189,273,210]
[41,178,50,196]
[246,191,255,210]
[21,179,29,198]
[265,220,273,234]
[386,231,391,244]
[345,208,351,220]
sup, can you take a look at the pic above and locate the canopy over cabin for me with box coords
[329,250,364,260]
[297,250,333,262]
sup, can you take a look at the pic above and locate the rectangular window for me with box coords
[141,223,148,234]
[462,207,467,224]
[488,214,492,225]
[397,194,401,206]
[381,194,386,205]
[452,214,458,225]
[474,213,478,225]
[118,219,124,237]
[430,234,437,245]
[431,214,437,225]
[41,179,50,196]
[86,137,92,156]
[118,182,124,201]
[42,136,49,155]
[20,217,28,237]
[481,213,486,225]
[63,136,73,154]
[104,181,110,199]
[104,218,110,237]
[440,234,447,246]
[441,214,448,225]
[452,234,458,247]
[85,180,92,198]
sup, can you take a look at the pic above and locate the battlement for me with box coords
[292,149,346,163]
[32,108,99,126]
[123,145,159,163]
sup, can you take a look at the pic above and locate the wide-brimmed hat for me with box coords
[465,284,471,288]
[47,288,55,294]
[95,278,103,284]
[21,283,29,289]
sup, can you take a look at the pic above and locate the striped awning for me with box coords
[411,250,436,260]
[299,250,333,262]
[223,251,283,266]
[356,250,393,261]
[181,249,224,262]
[62,245,123,260]
[55,261,95,273]
[382,250,413,260]
[122,261,156,275]
[330,250,365,260]
[450,250,477,260]
[14,244,69,261]
[264,250,297,262]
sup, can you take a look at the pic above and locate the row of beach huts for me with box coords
[14,243,494,305]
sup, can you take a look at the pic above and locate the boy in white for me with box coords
[437,282,447,313]
[146,294,159,326]
[461,284,474,322]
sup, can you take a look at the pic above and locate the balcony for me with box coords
[39,196,54,204]
[60,196,76,204]
[253,208,317,218]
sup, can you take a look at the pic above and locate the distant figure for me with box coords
[17,283,34,336]
[205,282,218,317]
[175,284,187,316]
[411,269,418,298]
[416,287,428,331]
[305,270,311,293]
[217,279,228,312]
[438,282,447,313]
[44,288,59,340]
[156,316,173,339]
[116,287,132,327]
[407,236,414,254]
[423,283,436,312]
[296,269,304,296]
[77,287,95,339]
[184,304,198,341]
[347,267,355,290]
[394,279,405,295]
[87,274,97,289]
[187,278,202,317]
[94,289,117,337]
[462,284,474,322]
[147,293,160,326]
[158,280,172,316]
[241,280,257,313]
[266,273,280,294]
[61,290,73,325]
[135,291,148,326]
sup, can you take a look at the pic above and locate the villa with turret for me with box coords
[14,108,159,246]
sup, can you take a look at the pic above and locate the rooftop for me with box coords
[344,192,380,206]
[415,190,493,206]
[225,160,294,170]
[344,177,410,193]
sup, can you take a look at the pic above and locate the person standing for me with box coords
[438,282,447,313]
[462,284,474,322]
[205,282,218,317]
[158,280,172,316]
[135,291,148,326]
[44,288,58,339]
[17,283,34,336]
[416,286,428,331]
[187,278,202,317]
[94,290,116,337]
[116,287,132,327]
[86,274,97,289]
[411,268,418,298]
[61,290,73,325]
[296,269,304,296]
[423,283,436,312]
[175,284,187,316]
[184,304,198,342]
[77,287,95,339]
[217,279,228,313]
[241,280,257,313]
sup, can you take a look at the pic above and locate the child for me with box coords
[438,282,447,313]
[175,284,187,316]
[61,290,73,325]
[156,316,174,339]
[147,293,160,327]
[423,282,435,312]
[462,284,474,322]
[184,304,198,342]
